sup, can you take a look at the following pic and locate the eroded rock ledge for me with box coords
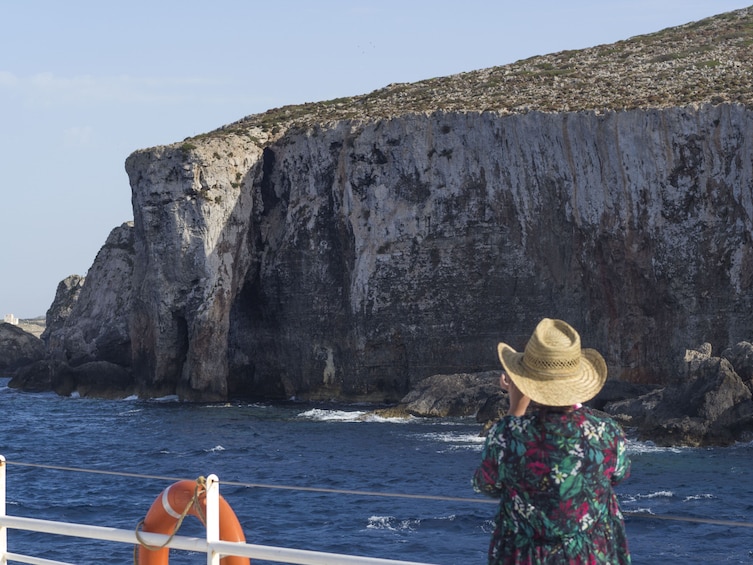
[385,342,753,447]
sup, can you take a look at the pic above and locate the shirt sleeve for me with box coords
[472,421,506,498]
[610,422,631,486]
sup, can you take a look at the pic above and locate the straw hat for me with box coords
[497,318,607,406]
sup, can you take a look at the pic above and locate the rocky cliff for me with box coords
[44,223,134,368]
[123,102,753,402]
[19,7,753,402]
[8,224,135,396]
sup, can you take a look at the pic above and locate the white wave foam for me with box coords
[730,438,753,449]
[433,418,479,425]
[434,514,457,522]
[480,519,496,534]
[421,431,485,451]
[366,515,420,531]
[298,408,368,422]
[361,412,415,423]
[621,491,676,507]
[296,407,420,423]
[643,490,674,499]
[626,440,685,455]
[624,490,674,502]
[683,493,714,502]
[206,445,225,452]
[625,507,655,515]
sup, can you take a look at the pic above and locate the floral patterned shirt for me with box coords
[472,407,631,565]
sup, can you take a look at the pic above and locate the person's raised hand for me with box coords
[501,372,530,416]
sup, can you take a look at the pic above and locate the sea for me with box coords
[2,376,753,565]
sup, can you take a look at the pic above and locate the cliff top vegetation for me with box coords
[202,6,753,142]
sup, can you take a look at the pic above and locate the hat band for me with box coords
[522,354,581,378]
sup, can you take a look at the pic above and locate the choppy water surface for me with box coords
[2,378,753,564]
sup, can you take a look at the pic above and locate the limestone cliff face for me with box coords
[124,103,753,401]
[42,274,85,341]
[44,223,134,368]
[126,137,262,400]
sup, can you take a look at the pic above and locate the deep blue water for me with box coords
[2,377,753,564]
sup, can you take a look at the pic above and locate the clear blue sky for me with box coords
[2,0,751,319]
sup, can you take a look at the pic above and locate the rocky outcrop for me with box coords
[383,371,657,422]
[43,222,135,369]
[604,343,753,446]
[52,361,135,399]
[383,372,501,418]
[385,346,753,446]
[10,223,135,398]
[8,359,133,399]
[8,359,64,392]
[42,275,85,342]
[126,142,260,401]
[0,323,45,374]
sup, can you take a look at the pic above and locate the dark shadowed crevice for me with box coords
[173,313,189,386]
[259,147,279,212]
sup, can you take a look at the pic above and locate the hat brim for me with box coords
[497,342,607,406]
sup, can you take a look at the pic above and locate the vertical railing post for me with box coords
[205,474,220,565]
[1,455,7,565]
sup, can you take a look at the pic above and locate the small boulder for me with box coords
[8,359,64,392]
[722,341,753,388]
[588,379,661,411]
[394,371,501,417]
[65,361,135,399]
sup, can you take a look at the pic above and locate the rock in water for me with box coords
[0,323,45,374]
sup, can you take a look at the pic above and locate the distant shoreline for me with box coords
[17,318,45,338]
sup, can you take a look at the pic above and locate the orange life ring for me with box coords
[137,479,250,565]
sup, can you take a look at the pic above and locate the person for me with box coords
[472,318,631,565]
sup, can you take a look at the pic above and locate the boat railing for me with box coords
[4,454,752,565]
[0,455,436,565]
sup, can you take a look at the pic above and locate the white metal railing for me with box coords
[0,455,436,565]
